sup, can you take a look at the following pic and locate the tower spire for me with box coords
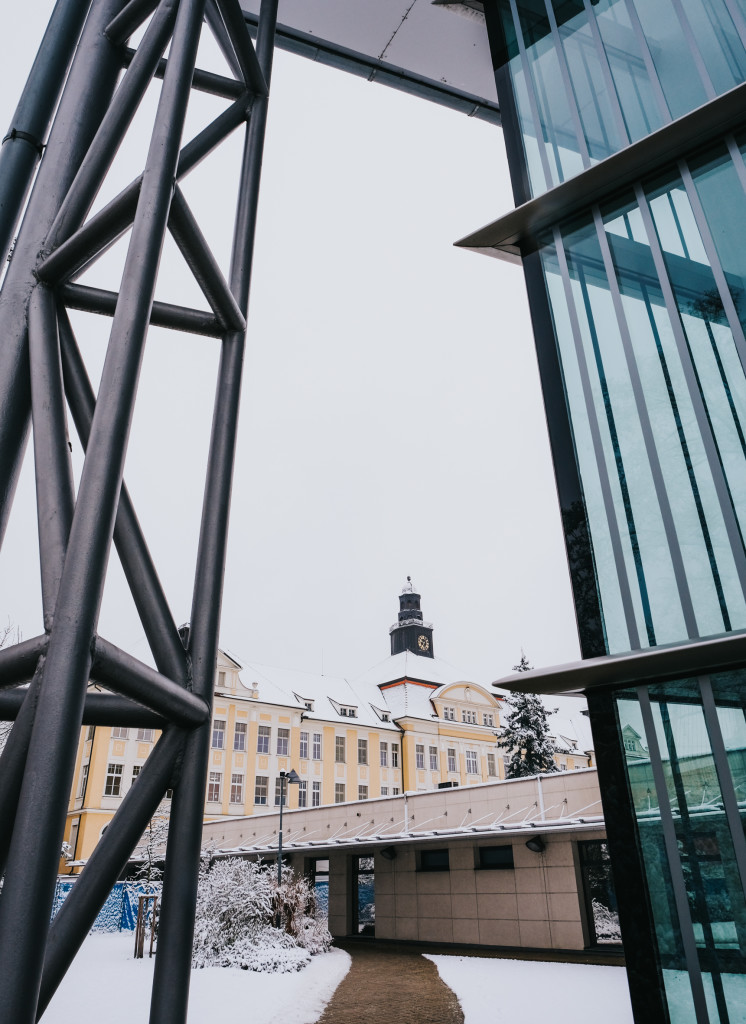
[389,577,434,657]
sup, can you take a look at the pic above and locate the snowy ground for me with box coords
[427,955,634,1024]
[43,934,351,1024]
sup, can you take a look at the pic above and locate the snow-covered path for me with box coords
[427,955,634,1024]
[42,934,351,1024]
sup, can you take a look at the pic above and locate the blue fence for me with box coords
[51,879,142,932]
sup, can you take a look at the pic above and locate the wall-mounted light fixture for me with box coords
[380,846,397,861]
[525,837,545,854]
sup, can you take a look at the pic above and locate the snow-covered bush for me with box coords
[191,857,331,971]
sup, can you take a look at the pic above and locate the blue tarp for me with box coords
[51,880,143,932]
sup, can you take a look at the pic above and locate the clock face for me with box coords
[417,635,430,652]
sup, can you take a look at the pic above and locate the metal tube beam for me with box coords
[0,0,124,555]
[215,0,267,95]
[0,688,169,728]
[150,5,277,1019]
[0,0,92,268]
[204,0,243,79]
[0,634,48,690]
[0,671,42,877]
[0,0,206,1013]
[168,186,246,332]
[61,283,221,337]
[105,0,160,46]
[28,286,75,628]
[47,0,178,250]
[122,47,245,98]
[58,309,189,684]
[38,93,248,286]
[92,637,208,727]
[38,729,185,1017]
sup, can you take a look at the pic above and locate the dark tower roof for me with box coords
[389,577,434,657]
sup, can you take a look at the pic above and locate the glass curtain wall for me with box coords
[494,0,746,198]
[541,138,746,653]
[616,672,746,1023]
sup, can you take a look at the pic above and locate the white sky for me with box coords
[0,2,580,686]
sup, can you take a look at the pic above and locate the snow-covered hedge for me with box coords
[191,857,331,972]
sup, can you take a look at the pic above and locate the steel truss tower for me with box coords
[0,0,277,1019]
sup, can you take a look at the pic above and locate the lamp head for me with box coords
[525,837,545,854]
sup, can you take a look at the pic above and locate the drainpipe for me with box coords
[536,774,546,821]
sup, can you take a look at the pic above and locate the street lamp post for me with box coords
[277,769,301,887]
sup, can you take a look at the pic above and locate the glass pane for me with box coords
[630,0,709,119]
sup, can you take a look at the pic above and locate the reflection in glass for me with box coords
[494,0,746,197]
[616,677,746,1022]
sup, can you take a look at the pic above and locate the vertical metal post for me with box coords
[278,774,286,886]
[149,4,277,1019]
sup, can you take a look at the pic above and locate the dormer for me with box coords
[371,705,391,723]
[294,693,315,713]
[329,698,357,719]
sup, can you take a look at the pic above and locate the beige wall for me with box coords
[370,831,603,950]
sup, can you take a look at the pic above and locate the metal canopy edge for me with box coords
[493,630,746,696]
[455,80,746,260]
[240,0,500,123]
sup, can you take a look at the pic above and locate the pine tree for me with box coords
[498,653,558,778]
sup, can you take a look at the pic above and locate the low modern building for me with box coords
[201,768,618,955]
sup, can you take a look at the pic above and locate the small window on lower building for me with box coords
[380,786,389,796]
[487,753,497,777]
[104,763,123,797]
[334,783,345,803]
[465,750,478,774]
[229,774,244,804]
[254,775,268,805]
[420,848,450,872]
[358,785,368,800]
[298,780,308,807]
[312,781,321,806]
[207,771,221,802]
[478,845,514,870]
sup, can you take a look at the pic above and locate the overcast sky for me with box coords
[0,3,581,686]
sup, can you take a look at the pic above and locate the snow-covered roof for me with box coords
[353,650,470,689]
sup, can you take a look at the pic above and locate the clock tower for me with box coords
[389,578,434,658]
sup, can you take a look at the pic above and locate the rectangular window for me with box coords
[312,781,321,807]
[358,738,368,765]
[277,728,290,756]
[300,731,309,759]
[447,748,457,773]
[217,670,226,688]
[420,848,449,872]
[380,742,388,767]
[478,845,514,870]
[230,774,244,804]
[275,778,285,806]
[298,780,308,807]
[77,762,89,798]
[137,728,155,743]
[257,725,270,753]
[392,787,400,795]
[416,743,425,769]
[483,713,494,728]
[335,736,345,763]
[334,783,345,804]
[233,721,247,751]
[391,743,399,768]
[207,771,221,803]
[211,721,225,749]
[312,733,322,760]
[465,750,478,774]
[487,753,497,777]
[381,786,389,796]
[254,775,268,805]
[358,785,368,800]
[131,765,141,783]
[461,709,477,725]
[104,763,123,797]
[443,706,455,721]
[429,745,438,771]
[111,727,129,740]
